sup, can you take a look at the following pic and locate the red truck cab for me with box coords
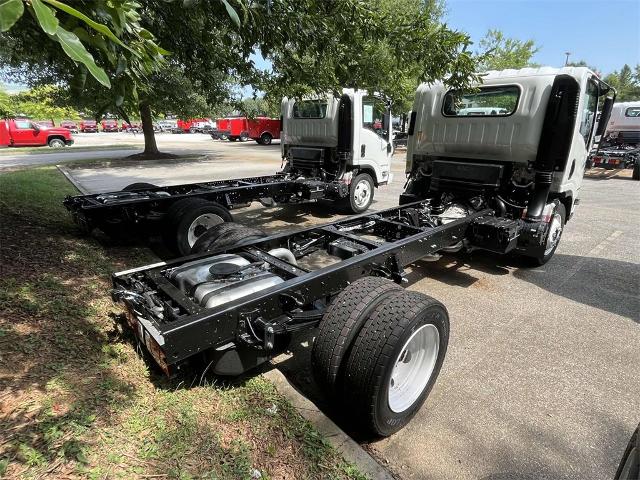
[101,119,119,132]
[80,120,98,133]
[0,118,74,148]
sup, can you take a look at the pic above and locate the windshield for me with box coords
[625,107,640,117]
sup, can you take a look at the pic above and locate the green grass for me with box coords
[0,166,367,480]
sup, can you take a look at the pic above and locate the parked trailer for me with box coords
[64,89,394,255]
[109,68,614,437]
[213,117,281,144]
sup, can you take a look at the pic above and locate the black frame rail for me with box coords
[113,201,493,373]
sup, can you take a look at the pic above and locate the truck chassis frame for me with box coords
[64,173,342,234]
[112,199,493,375]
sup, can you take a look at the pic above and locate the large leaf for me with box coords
[55,27,111,88]
[42,0,127,50]
[31,0,58,35]
[0,0,24,32]
[221,0,240,27]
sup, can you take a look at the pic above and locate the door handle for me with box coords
[361,144,366,157]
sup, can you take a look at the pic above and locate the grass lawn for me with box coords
[0,166,366,479]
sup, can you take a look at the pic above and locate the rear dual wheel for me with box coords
[312,278,449,437]
[162,198,233,256]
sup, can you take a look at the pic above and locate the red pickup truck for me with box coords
[0,118,74,148]
[101,119,119,132]
[80,120,98,133]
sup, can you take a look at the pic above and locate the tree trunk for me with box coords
[139,102,159,155]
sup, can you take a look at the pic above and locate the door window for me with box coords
[362,97,388,139]
[15,120,32,129]
[579,80,598,144]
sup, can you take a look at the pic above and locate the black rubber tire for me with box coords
[229,136,238,142]
[48,138,65,148]
[615,425,639,480]
[190,222,265,254]
[526,201,566,266]
[260,133,273,145]
[342,172,374,213]
[633,163,640,181]
[122,182,158,191]
[341,290,449,437]
[311,277,402,396]
[162,198,233,255]
[239,133,249,142]
[219,134,229,141]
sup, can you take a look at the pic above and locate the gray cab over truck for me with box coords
[107,67,613,437]
[63,89,394,255]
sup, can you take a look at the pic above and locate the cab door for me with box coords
[11,120,42,146]
[358,96,393,184]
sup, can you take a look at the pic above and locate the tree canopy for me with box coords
[603,64,640,102]
[476,29,540,72]
[1,0,479,155]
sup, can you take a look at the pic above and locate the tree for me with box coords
[2,0,478,157]
[604,64,640,101]
[3,85,79,120]
[0,0,167,152]
[477,29,540,72]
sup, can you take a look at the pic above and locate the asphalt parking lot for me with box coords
[50,138,640,479]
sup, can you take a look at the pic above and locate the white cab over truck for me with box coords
[107,68,615,438]
[281,89,394,212]
[403,67,615,264]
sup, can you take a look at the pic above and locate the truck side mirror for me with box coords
[31,123,40,131]
[595,96,614,137]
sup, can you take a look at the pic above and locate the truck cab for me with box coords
[402,67,614,264]
[0,118,74,148]
[281,89,394,212]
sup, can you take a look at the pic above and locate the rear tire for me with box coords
[163,198,233,255]
[312,277,402,396]
[122,182,158,191]
[190,222,265,254]
[260,133,273,145]
[342,290,449,437]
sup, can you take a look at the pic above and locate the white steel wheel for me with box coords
[543,212,563,256]
[388,324,440,413]
[187,213,224,247]
[353,178,372,209]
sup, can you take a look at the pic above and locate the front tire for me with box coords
[526,201,566,266]
[341,290,449,437]
[343,172,374,213]
[48,138,65,148]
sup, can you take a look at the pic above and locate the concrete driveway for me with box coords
[60,147,639,480]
